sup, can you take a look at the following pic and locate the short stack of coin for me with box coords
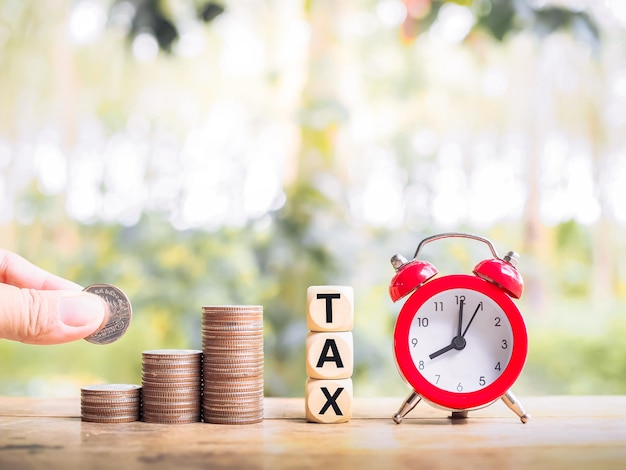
[202,305,264,424]
[141,349,203,424]
[80,384,141,423]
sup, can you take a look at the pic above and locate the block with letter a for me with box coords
[305,285,354,423]
[305,331,353,379]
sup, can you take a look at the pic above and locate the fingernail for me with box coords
[59,294,106,328]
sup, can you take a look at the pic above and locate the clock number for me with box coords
[479,376,486,386]
[418,360,425,370]
[433,301,443,312]
[411,338,418,347]
[495,362,501,371]
[501,339,508,349]
[456,382,463,392]
[435,374,441,384]
[455,295,465,305]
[416,317,429,327]
[494,316,501,327]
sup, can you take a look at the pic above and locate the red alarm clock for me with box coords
[389,233,530,423]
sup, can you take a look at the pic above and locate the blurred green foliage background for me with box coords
[1,0,625,398]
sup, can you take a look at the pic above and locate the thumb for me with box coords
[0,284,106,345]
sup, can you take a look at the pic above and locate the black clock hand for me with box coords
[461,303,482,337]
[429,342,451,359]
[429,343,453,359]
[429,302,467,360]
[429,336,466,359]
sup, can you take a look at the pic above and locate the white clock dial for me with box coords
[407,288,514,394]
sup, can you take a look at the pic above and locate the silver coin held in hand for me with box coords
[83,283,132,345]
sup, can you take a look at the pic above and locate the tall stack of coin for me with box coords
[80,384,141,423]
[141,349,203,424]
[202,305,264,424]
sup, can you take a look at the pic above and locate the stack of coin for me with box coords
[80,384,141,423]
[202,305,264,424]
[141,349,203,424]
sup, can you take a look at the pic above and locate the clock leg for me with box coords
[392,390,422,424]
[502,390,530,423]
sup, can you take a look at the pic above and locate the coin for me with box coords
[142,349,203,357]
[81,415,140,423]
[141,388,201,397]
[80,383,141,423]
[142,373,201,381]
[141,414,200,425]
[203,413,263,425]
[143,370,200,377]
[82,384,141,392]
[83,284,132,345]
[141,349,203,424]
[141,399,202,407]
[81,402,140,410]
[201,305,264,425]
[202,305,263,313]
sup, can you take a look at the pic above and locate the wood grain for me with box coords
[1,396,625,469]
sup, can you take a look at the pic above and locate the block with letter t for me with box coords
[306,286,354,332]
[305,378,353,423]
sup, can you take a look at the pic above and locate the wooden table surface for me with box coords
[1,395,625,469]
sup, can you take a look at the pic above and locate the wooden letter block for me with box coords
[306,285,354,332]
[305,378,353,423]
[306,331,353,380]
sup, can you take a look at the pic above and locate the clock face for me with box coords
[394,275,527,411]
[408,288,513,394]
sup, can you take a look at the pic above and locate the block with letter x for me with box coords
[305,378,353,423]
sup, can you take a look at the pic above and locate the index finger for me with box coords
[0,249,83,291]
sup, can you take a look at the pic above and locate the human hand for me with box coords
[0,249,106,345]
